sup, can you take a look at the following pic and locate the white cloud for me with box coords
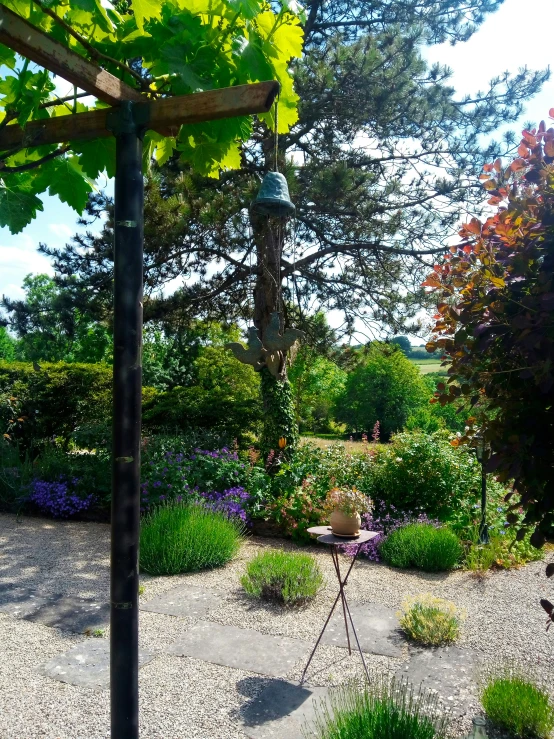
[49,223,73,239]
[0,240,54,300]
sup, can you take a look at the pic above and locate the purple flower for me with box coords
[28,477,95,519]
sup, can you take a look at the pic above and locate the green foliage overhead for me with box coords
[37,1,549,340]
[0,0,303,232]
[425,112,554,544]
[334,344,430,439]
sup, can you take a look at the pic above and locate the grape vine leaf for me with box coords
[130,0,162,31]
[0,188,44,233]
[46,157,95,212]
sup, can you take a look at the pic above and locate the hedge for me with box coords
[0,361,261,449]
[0,362,114,448]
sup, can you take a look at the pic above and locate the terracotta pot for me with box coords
[330,509,361,536]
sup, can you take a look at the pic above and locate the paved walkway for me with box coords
[0,578,476,737]
[1,514,552,738]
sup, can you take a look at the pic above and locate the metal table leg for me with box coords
[301,543,369,684]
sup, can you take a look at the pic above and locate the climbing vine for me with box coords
[259,368,299,466]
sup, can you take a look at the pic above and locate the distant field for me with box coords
[410,360,444,375]
[301,436,368,452]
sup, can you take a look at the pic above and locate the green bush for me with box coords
[308,677,448,739]
[0,438,33,511]
[241,550,323,605]
[368,431,482,520]
[399,594,463,646]
[481,670,554,738]
[380,523,462,572]
[139,502,244,575]
[0,362,113,449]
[334,343,431,440]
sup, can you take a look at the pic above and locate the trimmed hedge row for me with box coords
[0,361,261,448]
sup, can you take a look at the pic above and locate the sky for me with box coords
[1,0,554,331]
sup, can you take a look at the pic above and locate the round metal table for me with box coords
[301,526,378,684]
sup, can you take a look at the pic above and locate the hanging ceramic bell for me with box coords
[251,171,295,218]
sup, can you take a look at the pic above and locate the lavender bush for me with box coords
[140,446,252,521]
[340,504,439,562]
[28,477,95,518]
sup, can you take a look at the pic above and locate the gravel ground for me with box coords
[1,513,553,739]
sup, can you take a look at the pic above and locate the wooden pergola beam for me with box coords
[0,81,279,149]
[0,4,143,106]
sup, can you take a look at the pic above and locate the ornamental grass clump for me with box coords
[399,594,463,646]
[380,523,462,572]
[139,502,243,576]
[241,550,323,606]
[481,666,554,738]
[306,676,449,739]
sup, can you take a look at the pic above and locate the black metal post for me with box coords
[108,101,147,739]
[479,460,489,545]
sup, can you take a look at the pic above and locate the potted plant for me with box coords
[324,487,373,536]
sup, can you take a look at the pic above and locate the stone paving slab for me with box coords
[25,595,110,633]
[141,584,221,619]
[166,621,311,677]
[40,639,156,689]
[395,646,478,717]
[240,680,329,739]
[0,586,109,632]
[321,601,403,657]
[0,587,52,619]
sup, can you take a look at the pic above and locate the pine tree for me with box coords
[28,0,549,450]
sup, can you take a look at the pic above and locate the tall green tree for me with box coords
[4,274,111,363]
[334,343,430,439]
[0,327,16,361]
[16,0,549,446]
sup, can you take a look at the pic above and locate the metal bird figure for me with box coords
[225,327,265,370]
[263,312,305,354]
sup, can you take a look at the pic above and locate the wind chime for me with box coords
[226,101,304,378]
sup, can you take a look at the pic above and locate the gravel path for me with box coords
[1,513,553,739]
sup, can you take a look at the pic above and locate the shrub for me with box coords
[380,523,462,572]
[0,437,34,511]
[399,594,463,646]
[241,550,323,606]
[308,677,448,739]
[139,502,244,575]
[0,362,113,449]
[141,344,262,444]
[140,444,255,520]
[481,669,554,738]
[0,361,157,450]
[368,431,482,520]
